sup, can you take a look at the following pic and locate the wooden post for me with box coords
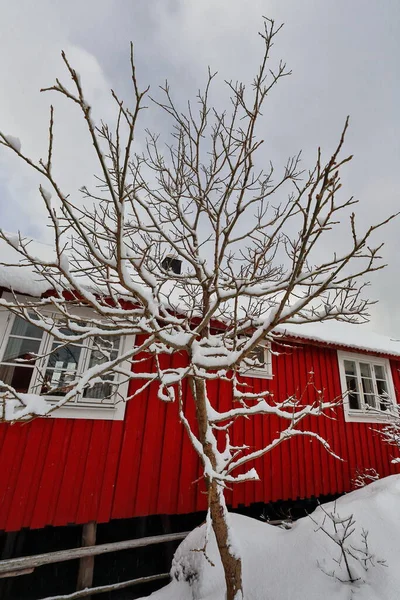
[76,521,97,594]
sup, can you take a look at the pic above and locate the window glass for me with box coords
[248,345,266,367]
[359,362,376,408]
[2,337,41,364]
[344,360,356,376]
[0,315,44,393]
[374,365,385,380]
[374,364,389,410]
[47,344,82,368]
[10,315,43,339]
[0,364,35,393]
[42,342,82,396]
[344,360,360,410]
[83,336,120,400]
[342,355,393,415]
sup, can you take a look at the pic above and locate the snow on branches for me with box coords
[0,18,396,600]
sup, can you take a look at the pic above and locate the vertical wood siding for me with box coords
[0,341,399,532]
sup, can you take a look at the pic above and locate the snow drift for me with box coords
[140,475,400,600]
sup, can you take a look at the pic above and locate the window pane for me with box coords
[83,337,120,400]
[84,380,115,401]
[10,315,43,339]
[0,364,35,393]
[359,363,372,378]
[42,364,77,396]
[2,337,41,364]
[344,360,356,376]
[244,345,267,369]
[376,378,389,410]
[345,372,360,410]
[364,394,376,409]
[47,344,82,369]
[374,365,386,380]
[376,379,388,397]
[348,391,361,410]
[361,377,374,395]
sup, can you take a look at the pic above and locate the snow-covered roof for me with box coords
[1,235,399,358]
[275,321,400,358]
[0,234,55,297]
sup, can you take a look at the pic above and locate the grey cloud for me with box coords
[0,0,399,335]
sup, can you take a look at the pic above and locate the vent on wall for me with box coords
[161,256,182,275]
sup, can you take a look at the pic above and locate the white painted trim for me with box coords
[337,350,397,423]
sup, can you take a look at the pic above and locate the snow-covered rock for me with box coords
[141,475,400,600]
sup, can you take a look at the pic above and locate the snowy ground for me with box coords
[139,475,400,600]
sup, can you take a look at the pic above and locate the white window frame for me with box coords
[0,296,133,421]
[337,350,397,423]
[239,343,273,379]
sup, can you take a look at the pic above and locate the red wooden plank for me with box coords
[288,346,306,500]
[22,420,54,528]
[47,420,75,526]
[262,350,278,503]
[112,347,153,519]
[157,350,187,515]
[322,347,345,494]
[29,419,75,529]
[312,346,329,497]
[177,379,200,514]
[51,420,91,526]
[134,376,166,516]
[68,421,95,525]
[0,423,7,455]
[0,423,30,531]
[96,420,124,523]
[6,420,50,531]
[231,391,245,508]
[76,420,111,524]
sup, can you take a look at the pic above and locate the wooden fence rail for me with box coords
[0,531,189,577]
[39,573,170,600]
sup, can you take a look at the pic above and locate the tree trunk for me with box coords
[191,377,243,600]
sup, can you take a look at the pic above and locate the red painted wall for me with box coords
[0,340,399,532]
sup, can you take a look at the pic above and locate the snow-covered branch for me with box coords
[0,17,396,600]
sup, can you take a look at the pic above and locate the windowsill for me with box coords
[42,400,126,421]
[239,369,273,380]
[344,409,395,424]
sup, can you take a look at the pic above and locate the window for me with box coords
[337,351,396,422]
[161,256,182,275]
[240,343,272,379]
[0,311,131,420]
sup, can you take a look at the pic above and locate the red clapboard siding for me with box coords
[0,342,399,532]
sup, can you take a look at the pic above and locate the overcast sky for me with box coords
[0,0,399,335]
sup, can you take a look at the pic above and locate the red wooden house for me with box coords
[0,237,399,538]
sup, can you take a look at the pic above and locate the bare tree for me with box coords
[310,501,387,588]
[371,399,400,466]
[0,19,396,600]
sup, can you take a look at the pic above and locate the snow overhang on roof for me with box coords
[0,234,56,297]
[274,321,400,358]
[1,234,399,358]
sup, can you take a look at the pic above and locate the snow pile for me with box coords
[141,475,400,600]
